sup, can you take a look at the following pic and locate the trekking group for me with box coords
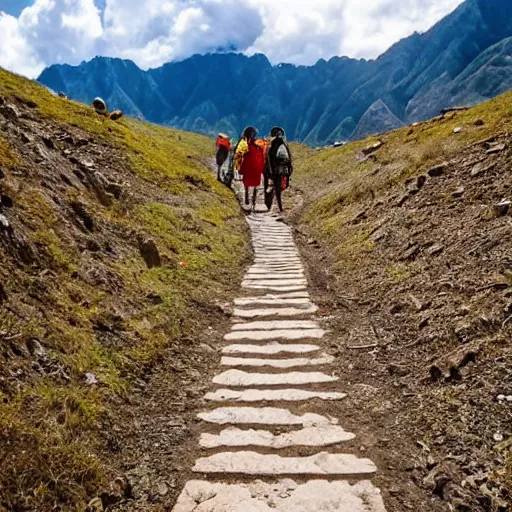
[215,126,293,212]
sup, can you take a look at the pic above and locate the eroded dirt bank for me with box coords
[0,69,250,511]
[288,99,512,511]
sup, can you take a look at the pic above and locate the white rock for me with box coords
[193,451,377,476]
[173,479,387,512]
[221,355,334,368]
[243,280,308,288]
[233,306,319,318]
[231,320,319,331]
[204,388,347,402]
[212,369,338,387]
[198,407,336,426]
[224,329,326,341]
[243,285,308,292]
[222,343,321,355]
[200,425,355,448]
[245,273,305,280]
[237,292,310,300]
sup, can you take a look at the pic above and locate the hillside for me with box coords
[38,0,512,145]
[0,67,249,510]
[289,91,512,510]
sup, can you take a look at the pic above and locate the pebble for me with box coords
[497,395,506,401]
[493,433,504,442]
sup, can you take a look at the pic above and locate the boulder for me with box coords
[138,236,161,268]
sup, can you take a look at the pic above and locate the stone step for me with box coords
[213,369,338,387]
[233,306,319,319]
[224,329,326,341]
[173,480,386,512]
[198,407,337,426]
[234,297,311,306]
[193,452,377,477]
[200,425,355,448]
[245,269,304,276]
[243,285,309,293]
[242,281,308,289]
[240,292,310,299]
[231,320,319,331]
[222,343,321,355]
[245,273,305,280]
[204,388,347,402]
[221,355,334,368]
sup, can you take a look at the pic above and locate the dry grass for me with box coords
[0,67,248,510]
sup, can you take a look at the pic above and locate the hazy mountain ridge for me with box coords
[38,0,512,144]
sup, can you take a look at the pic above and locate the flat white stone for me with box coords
[239,292,310,299]
[243,285,309,293]
[224,329,326,341]
[250,268,305,274]
[193,452,377,476]
[221,355,333,368]
[233,306,319,318]
[173,479,387,512]
[254,256,302,266]
[204,388,347,402]
[222,343,321,355]
[212,369,338,387]
[246,269,304,276]
[198,407,336,426]
[234,297,311,307]
[245,273,304,280]
[231,320,319,331]
[243,280,307,287]
[200,425,354,449]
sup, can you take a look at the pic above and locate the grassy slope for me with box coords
[293,92,512,505]
[0,69,248,510]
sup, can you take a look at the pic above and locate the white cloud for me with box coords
[0,0,465,78]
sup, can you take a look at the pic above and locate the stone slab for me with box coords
[212,369,337,387]
[242,280,308,288]
[198,407,336,426]
[231,320,319,331]
[173,479,387,512]
[246,270,304,276]
[243,285,309,293]
[193,452,377,476]
[233,306,318,318]
[234,297,311,307]
[224,329,326,341]
[245,273,305,280]
[222,343,321,355]
[200,425,355,449]
[204,388,347,402]
[237,292,310,300]
[221,356,333,368]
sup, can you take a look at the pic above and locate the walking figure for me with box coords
[215,133,231,182]
[235,126,266,212]
[264,126,293,212]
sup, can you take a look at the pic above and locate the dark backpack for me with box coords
[269,137,292,177]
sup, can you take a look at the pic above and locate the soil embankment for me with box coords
[0,69,250,511]
[289,93,512,511]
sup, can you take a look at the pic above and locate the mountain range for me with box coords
[38,0,512,145]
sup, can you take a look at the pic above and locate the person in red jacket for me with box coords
[238,126,266,211]
[215,133,231,182]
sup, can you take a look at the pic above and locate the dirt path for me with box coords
[169,202,387,511]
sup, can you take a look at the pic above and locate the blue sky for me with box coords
[0,0,464,78]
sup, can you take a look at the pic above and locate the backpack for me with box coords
[269,137,292,177]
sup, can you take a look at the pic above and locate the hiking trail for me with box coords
[172,202,387,511]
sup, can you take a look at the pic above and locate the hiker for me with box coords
[215,133,231,182]
[235,126,266,211]
[264,126,293,212]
